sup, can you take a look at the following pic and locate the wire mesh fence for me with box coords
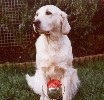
[0,0,31,47]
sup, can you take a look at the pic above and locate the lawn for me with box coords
[0,60,104,100]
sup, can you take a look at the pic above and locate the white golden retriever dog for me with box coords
[26,5,80,100]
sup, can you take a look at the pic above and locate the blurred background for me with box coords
[0,0,104,63]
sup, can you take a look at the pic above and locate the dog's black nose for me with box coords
[33,19,41,28]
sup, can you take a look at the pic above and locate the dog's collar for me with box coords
[38,31,50,35]
[35,29,50,35]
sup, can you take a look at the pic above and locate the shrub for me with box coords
[0,0,101,62]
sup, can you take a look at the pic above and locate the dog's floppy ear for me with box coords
[61,12,71,35]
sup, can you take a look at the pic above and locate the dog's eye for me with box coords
[46,11,52,15]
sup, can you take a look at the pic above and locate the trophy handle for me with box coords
[42,85,50,99]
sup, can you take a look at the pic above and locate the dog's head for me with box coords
[33,5,71,35]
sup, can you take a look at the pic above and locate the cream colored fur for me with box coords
[26,5,80,100]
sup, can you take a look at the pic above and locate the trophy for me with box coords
[47,79,62,99]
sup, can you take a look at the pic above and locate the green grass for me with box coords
[0,60,104,100]
[74,60,104,100]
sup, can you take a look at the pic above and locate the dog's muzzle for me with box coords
[33,19,40,34]
[33,19,41,30]
[33,20,50,35]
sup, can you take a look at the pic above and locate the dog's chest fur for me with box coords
[46,35,68,63]
[45,36,65,80]
[36,34,71,80]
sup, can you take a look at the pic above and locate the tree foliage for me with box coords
[0,0,100,58]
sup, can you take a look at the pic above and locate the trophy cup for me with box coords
[47,79,62,99]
